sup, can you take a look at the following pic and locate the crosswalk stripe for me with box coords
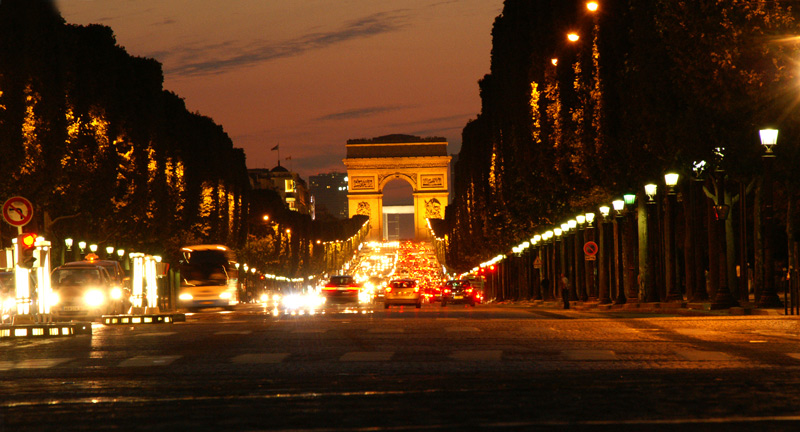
[340,351,394,362]
[445,327,480,332]
[134,332,177,337]
[231,353,289,364]
[562,350,616,360]
[119,355,181,367]
[451,350,502,361]
[0,358,72,370]
[674,349,734,361]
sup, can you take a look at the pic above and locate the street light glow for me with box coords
[567,33,580,42]
[760,128,778,154]
[587,2,599,12]
[664,173,680,187]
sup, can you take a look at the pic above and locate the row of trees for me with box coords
[442,0,800,283]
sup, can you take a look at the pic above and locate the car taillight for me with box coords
[385,286,392,293]
[444,288,451,294]
[466,288,473,294]
[414,286,419,292]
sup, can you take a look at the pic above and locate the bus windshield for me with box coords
[180,247,235,287]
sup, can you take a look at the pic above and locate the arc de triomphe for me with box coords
[343,134,451,241]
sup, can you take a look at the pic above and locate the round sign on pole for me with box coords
[2,196,34,227]
[583,241,599,257]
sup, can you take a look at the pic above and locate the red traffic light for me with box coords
[19,233,37,248]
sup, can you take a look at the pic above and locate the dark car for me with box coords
[422,284,442,303]
[441,280,479,307]
[321,275,362,303]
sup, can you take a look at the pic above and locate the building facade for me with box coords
[309,172,349,219]
[248,164,311,215]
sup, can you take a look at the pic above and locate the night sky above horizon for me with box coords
[56,0,504,181]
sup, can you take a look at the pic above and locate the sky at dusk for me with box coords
[56,0,504,180]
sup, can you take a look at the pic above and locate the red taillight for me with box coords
[444,289,451,294]
[466,288,473,294]
[414,286,419,292]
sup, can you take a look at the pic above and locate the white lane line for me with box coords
[215,331,252,335]
[340,351,394,362]
[786,353,800,361]
[674,349,734,361]
[451,350,502,361]
[119,355,181,367]
[134,332,177,337]
[445,327,480,333]
[368,328,404,333]
[562,350,617,360]
[0,358,73,370]
[231,353,290,364]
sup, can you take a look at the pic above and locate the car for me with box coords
[50,262,129,320]
[62,257,132,310]
[365,276,386,301]
[321,275,362,303]
[441,280,480,307]
[422,284,442,303]
[384,278,422,309]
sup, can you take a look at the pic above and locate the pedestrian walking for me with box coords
[561,274,570,309]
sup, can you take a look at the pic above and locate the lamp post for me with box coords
[584,213,597,300]
[545,230,555,300]
[612,199,626,304]
[598,206,612,304]
[622,193,638,303]
[664,173,682,302]
[711,165,739,309]
[64,238,73,265]
[555,228,565,303]
[573,218,587,301]
[758,128,782,307]
[644,184,660,303]
[569,219,581,301]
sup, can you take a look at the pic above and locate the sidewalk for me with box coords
[492,298,790,317]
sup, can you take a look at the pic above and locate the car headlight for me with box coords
[49,292,60,306]
[2,297,15,311]
[260,293,269,303]
[219,291,232,299]
[179,293,193,301]
[84,289,105,307]
[111,287,123,300]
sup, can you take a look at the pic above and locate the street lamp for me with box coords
[611,199,625,304]
[644,184,657,202]
[116,249,125,258]
[758,128,782,308]
[567,33,580,42]
[664,173,681,302]
[106,245,114,258]
[597,206,612,304]
[78,241,87,253]
[587,1,599,12]
[89,244,98,253]
[65,238,73,251]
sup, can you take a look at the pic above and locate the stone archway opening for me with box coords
[382,178,414,241]
[343,134,451,241]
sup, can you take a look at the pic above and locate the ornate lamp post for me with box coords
[758,128,782,307]
[644,184,660,302]
[584,212,597,300]
[711,161,739,309]
[622,193,638,303]
[555,227,565,303]
[664,173,682,302]
[569,219,581,301]
[576,215,588,301]
[105,245,115,259]
[612,199,626,304]
[598,206,612,304]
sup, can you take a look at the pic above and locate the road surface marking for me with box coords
[340,351,394,362]
[215,331,252,335]
[231,353,289,364]
[562,350,616,360]
[786,353,800,361]
[134,332,177,337]
[291,329,327,334]
[0,358,72,370]
[674,349,734,361]
[119,355,181,367]
[445,327,480,332]
[451,350,502,361]
[368,328,404,333]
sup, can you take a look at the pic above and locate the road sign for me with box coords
[2,196,34,227]
[583,241,598,257]
[533,256,542,269]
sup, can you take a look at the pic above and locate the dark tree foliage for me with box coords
[444,0,800,271]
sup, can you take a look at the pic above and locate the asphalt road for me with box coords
[3,302,800,431]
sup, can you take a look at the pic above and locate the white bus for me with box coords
[178,245,238,311]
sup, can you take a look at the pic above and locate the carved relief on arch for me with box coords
[425,198,443,219]
[356,201,371,217]
[378,172,417,191]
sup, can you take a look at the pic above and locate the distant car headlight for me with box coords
[260,293,269,303]
[49,292,60,306]
[84,289,105,307]
[219,291,232,300]
[110,287,123,300]
[179,293,193,301]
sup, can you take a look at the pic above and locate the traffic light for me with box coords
[17,232,37,268]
